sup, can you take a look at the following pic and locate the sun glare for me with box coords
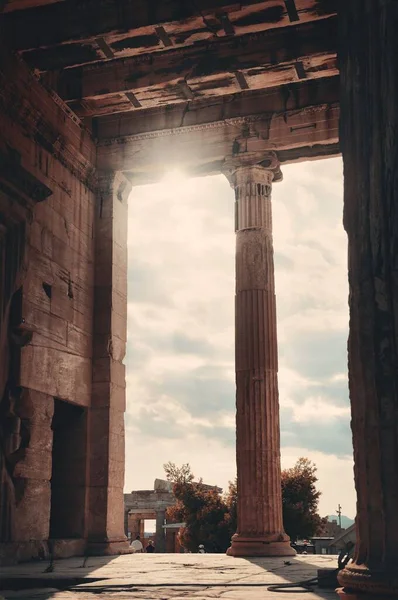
[161,169,187,189]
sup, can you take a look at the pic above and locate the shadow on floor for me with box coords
[1,553,341,599]
[1,554,116,600]
[245,555,339,599]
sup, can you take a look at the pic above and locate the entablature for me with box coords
[97,76,340,184]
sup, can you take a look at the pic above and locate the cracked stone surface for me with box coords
[0,553,339,599]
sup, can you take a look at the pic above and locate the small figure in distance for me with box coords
[146,540,155,553]
[198,544,206,554]
[130,535,143,553]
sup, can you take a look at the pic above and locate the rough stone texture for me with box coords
[336,591,394,600]
[0,553,338,600]
[13,391,54,543]
[155,510,166,553]
[0,2,343,567]
[51,539,86,560]
[0,41,95,562]
[226,164,294,558]
[87,172,132,555]
[3,0,397,580]
[128,518,140,540]
[337,1,398,598]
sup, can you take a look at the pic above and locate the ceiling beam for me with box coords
[1,0,336,53]
[1,0,64,12]
[1,0,280,50]
[96,75,339,140]
[97,78,340,179]
[54,17,336,108]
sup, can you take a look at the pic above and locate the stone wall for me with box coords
[0,42,96,563]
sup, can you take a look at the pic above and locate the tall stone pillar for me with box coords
[225,158,294,557]
[128,517,140,540]
[337,1,398,598]
[139,520,145,541]
[87,172,131,555]
[155,510,166,553]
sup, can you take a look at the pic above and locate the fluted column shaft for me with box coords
[227,165,294,557]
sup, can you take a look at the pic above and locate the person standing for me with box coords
[146,540,155,553]
[130,535,143,553]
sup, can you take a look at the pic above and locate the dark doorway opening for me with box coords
[49,399,87,539]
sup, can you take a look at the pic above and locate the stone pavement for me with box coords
[0,553,341,599]
[0,554,337,600]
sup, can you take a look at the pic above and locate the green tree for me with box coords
[164,462,233,552]
[281,457,326,542]
[164,458,325,551]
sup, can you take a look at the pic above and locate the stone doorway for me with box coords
[49,399,87,541]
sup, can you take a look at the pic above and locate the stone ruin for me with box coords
[0,2,397,598]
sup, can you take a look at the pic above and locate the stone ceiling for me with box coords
[0,0,339,180]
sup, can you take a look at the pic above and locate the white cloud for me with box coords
[125,157,357,518]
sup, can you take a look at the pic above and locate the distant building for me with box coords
[329,523,356,553]
[323,519,345,538]
[163,523,186,553]
[310,536,336,555]
[124,479,222,553]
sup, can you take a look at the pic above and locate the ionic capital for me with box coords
[223,150,282,189]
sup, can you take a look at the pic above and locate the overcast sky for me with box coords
[125,156,356,519]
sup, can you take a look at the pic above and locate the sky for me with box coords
[125,156,356,519]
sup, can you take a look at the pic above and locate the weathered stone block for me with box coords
[67,322,92,357]
[92,358,125,386]
[91,381,125,410]
[14,479,51,541]
[23,303,68,345]
[21,346,91,406]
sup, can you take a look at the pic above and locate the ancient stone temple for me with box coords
[124,479,175,553]
[0,1,397,597]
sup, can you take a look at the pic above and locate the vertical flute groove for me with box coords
[232,164,288,544]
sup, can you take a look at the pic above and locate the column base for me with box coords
[337,588,398,600]
[86,538,132,556]
[226,534,296,557]
[338,564,398,598]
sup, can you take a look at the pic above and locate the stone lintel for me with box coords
[97,102,339,178]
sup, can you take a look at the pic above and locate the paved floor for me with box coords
[0,553,340,599]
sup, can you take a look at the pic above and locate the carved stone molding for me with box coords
[223,148,282,187]
[96,171,133,204]
[98,103,338,147]
[0,148,52,210]
[0,72,96,191]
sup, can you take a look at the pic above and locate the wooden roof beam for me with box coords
[54,17,337,105]
[1,0,337,69]
[1,0,64,12]
[0,0,288,50]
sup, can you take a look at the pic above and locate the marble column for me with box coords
[226,161,294,557]
[337,1,398,598]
